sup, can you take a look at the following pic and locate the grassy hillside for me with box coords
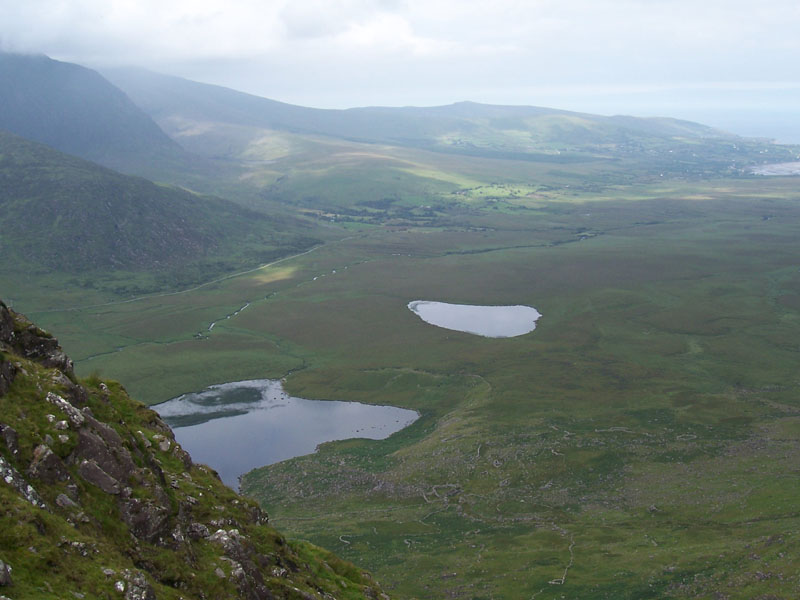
[0,130,320,303]
[105,67,797,175]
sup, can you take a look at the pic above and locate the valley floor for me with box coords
[16,177,800,599]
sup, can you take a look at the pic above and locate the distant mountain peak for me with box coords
[0,51,186,173]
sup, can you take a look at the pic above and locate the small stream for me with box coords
[207,301,251,332]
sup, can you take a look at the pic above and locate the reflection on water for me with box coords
[408,300,541,337]
[155,379,418,489]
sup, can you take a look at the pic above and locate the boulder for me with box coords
[83,414,123,447]
[51,371,88,406]
[0,425,19,456]
[118,498,170,543]
[46,393,85,428]
[0,301,13,343]
[78,460,121,495]
[187,522,210,540]
[73,428,136,484]
[27,444,71,484]
[121,570,156,600]
[0,359,15,397]
[56,493,79,509]
[0,560,11,586]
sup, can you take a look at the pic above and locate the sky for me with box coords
[2,0,800,141]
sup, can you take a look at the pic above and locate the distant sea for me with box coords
[680,109,800,145]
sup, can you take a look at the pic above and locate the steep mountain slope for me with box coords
[0,52,187,174]
[0,130,317,277]
[0,298,388,599]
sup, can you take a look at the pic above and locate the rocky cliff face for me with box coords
[0,299,387,600]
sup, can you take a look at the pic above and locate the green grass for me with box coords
[229,184,800,598]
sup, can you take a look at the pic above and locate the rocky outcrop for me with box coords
[0,301,13,342]
[208,528,284,600]
[187,521,210,540]
[27,444,71,483]
[0,303,16,397]
[0,301,73,376]
[0,300,388,600]
[78,459,121,495]
[0,424,18,456]
[0,357,15,397]
[73,424,137,483]
[0,455,47,509]
[14,326,73,373]
[119,497,171,543]
[120,570,157,600]
[0,559,11,586]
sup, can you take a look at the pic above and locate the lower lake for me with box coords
[155,379,419,489]
[408,300,541,337]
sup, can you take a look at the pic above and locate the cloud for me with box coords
[1,0,798,109]
[279,0,405,39]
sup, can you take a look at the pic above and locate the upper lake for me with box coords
[155,379,418,489]
[751,161,800,176]
[408,300,541,337]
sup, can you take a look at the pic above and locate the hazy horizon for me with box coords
[2,0,799,143]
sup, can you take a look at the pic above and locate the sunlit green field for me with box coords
[17,170,800,599]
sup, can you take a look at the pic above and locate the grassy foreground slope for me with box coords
[0,300,388,599]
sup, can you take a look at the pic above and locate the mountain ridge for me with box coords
[103,65,797,180]
[103,66,732,150]
[0,129,319,298]
[0,52,188,175]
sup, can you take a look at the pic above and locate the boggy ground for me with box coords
[238,189,800,598]
[18,175,799,599]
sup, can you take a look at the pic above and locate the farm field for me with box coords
[22,173,800,599]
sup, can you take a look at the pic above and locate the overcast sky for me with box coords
[2,0,799,140]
